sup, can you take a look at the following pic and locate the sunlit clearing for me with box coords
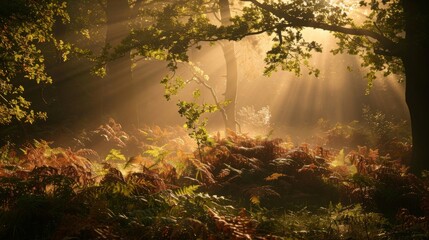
[199,28,409,142]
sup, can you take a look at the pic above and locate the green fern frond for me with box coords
[175,184,200,197]
[105,149,126,162]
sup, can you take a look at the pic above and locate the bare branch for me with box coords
[193,74,229,126]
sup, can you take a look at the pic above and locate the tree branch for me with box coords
[193,74,229,127]
[242,0,402,57]
[198,23,291,42]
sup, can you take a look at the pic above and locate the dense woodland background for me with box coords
[1,0,428,239]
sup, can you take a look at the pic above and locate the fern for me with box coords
[143,145,169,169]
[175,184,200,197]
[105,149,126,162]
[95,118,129,148]
[188,157,215,184]
[217,168,231,178]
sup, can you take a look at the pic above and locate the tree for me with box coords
[219,0,239,132]
[103,0,427,174]
[0,0,70,125]
[186,0,241,133]
[401,0,429,174]
[220,0,428,174]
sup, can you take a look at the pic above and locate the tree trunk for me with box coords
[402,0,429,175]
[219,0,238,132]
[105,0,138,128]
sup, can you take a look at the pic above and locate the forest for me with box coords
[0,0,428,239]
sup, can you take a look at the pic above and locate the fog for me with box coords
[2,0,410,149]
[128,29,409,142]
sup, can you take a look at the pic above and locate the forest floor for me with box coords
[0,119,428,239]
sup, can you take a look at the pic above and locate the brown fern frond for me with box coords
[101,167,125,184]
[286,149,314,165]
[189,158,215,184]
[75,148,100,161]
[218,168,231,178]
[230,145,265,158]
[170,218,209,239]
[129,166,168,192]
[207,208,254,239]
[94,118,129,148]
[19,141,93,182]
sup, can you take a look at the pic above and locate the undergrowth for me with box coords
[0,121,427,239]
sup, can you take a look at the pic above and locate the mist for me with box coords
[2,1,427,239]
